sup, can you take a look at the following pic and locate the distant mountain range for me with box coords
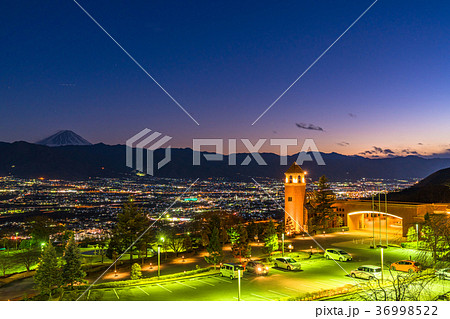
[389,167,450,203]
[1,141,450,181]
[37,130,92,147]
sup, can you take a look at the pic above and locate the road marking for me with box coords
[137,286,149,296]
[268,290,290,297]
[196,279,215,286]
[329,279,354,285]
[113,288,119,300]
[176,281,197,289]
[251,293,273,301]
[156,284,172,293]
[213,276,233,284]
[284,287,299,292]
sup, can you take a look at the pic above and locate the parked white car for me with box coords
[324,249,352,261]
[350,265,382,280]
[273,257,301,271]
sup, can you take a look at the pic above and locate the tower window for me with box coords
[288,197,292,202]
[289,175,293,183]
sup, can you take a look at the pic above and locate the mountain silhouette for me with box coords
[37,130,92,147]
[1,141,450,181]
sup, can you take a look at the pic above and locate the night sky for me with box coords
[1,1,449,157]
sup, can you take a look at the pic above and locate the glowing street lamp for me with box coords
[288,244,293,253]
[157,244,161,278]
[40,242,46,251]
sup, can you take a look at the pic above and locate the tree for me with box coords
[167,231,184,257]
[227,224,250,261]
[263,220,278,256]
[34,242,62,299]
[16,248,40,272]
[130,263,142,280]
[62,236,86,289]
[0,253,12,276]
[183,235,193,252]
[28,216,64,246]
[285,216,295,236]
[407,226,416,242]
[204,227,222,269]
[108,198,149,267]
[308,176,336,229]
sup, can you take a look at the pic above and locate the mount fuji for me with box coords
[36,130,92,147]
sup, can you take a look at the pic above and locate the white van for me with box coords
[350,265,382,280]
[220,263,244,279]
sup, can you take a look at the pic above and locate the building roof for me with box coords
[285,162,304,174]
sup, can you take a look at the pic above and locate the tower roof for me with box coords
[285,162,304,174]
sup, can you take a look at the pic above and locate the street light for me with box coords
[40,242,45,251]
[15,232,18,250]
[157,244,161,278]
[282,233,285,257]
[237,268,241,301]
[288,244,293,253]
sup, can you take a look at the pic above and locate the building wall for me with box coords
[334,200,450,237]
[285,183,306,232]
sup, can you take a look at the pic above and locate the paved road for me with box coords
[95,242,427,301]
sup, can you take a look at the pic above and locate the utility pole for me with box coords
[158,245,161,278]
[282,233,285,257]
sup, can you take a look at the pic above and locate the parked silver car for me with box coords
[273,257,301,271]
[324,249,352,261]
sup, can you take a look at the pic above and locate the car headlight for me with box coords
[265,266,269,270]
[257,267,262,272]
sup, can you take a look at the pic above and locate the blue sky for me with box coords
[1,0,449,157]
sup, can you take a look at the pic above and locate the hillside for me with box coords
[389,167,450,203]
[1,141,450,181]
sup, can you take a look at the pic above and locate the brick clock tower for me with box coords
[284,162,307,234]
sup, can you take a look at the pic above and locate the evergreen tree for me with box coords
[285,216,295,236]
[130,263,142,280]
[205,227,222,269]
[407,226,416,242]
[107,198,149,267]
[62,236,86,289]
[34,242,62,299]
[263,220,279,256]
[309,176,336,229]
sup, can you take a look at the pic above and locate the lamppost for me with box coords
[288,244,293,253]
[282,233,285,257]
[40,242,45,252]
[15,232,18,250]
[157,244,162,278]
[237,268,241,301]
